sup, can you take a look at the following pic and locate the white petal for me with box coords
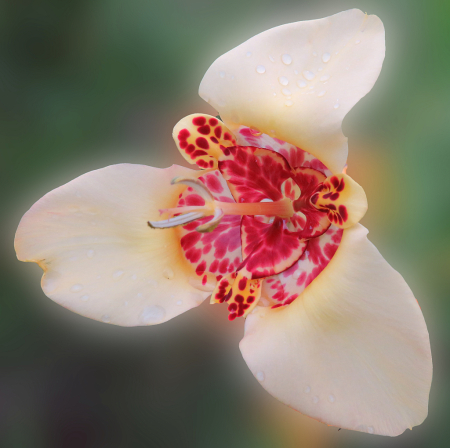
[199,9,385,173]
[240,224,432,436]
[15,164,210,326]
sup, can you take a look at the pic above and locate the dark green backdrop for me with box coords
[1,0,449,447]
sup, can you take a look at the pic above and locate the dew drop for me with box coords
[80,295,89,302]
[219,71,225,78]
[176,300,183,306]
[322,52,331,63]
[294,70,299,75]
[281,54,292,65]
[269,55,275,62]
[313,396,319,403]
[256,371,265,381]
[320,74,330,82]
[113,270,124,278]
[246,51,252,57]
[284,100,293,107]
[304,386,311,393]
[297,80,307,88]
[278,76,289,86]
[87,249,95,259]
[328,394,335,403]
[282,88,291,96]
[293,270,301,279]
[302,70,315,81]
[131,274,137,281]
[356,39,361,44]
[124,301,129,306]
[139,305,166,324]
[137,292,143,298]
[318,67,323,72]
[256,65,266,74]
[318,91,326,97]
[101,314,111,323]
[368,426,374,434]
[334,102,340,109]
[163,268,174,280]
[313,51,317,57]
[70,284,83,292]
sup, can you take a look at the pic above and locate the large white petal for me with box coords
[199,9,385,173]
[15,164,210,326]
[240,224,432,436]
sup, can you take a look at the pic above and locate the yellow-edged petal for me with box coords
[199,9,385,173]
[15,164,210,326]
[240,224,432,436]
[311,173,367,228]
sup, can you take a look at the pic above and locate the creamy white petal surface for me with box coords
[240,224,432,436]
[199,9,385,174]
[15,164,210,326]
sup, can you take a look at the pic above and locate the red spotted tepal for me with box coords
[15,9,432,436]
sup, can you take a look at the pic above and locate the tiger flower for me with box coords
[15,9,432,436]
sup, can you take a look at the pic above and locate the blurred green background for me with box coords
[1,0,449,447]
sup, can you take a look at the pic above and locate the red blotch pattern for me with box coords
[311,176,349,226]
[173,122,348,319]
[239,216,308,279]
[218,146,292,203]
[174,114,236,170]
[237,126,331,176]
[178,171,242,280]
[261,225,343,307]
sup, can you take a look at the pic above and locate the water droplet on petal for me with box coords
[137,292,143,298]
[356,39,361,44]
[284,100,293,107]
[219,71,225,78]
[176,300,183,306]
[282,88,291,96]
[328,394,335,403]
[303,70,315,81]
[163,268,174,280]
[246,51,252,57]
[101,314,111,323]
[71,284,83,292]
[297,80,307,88]
[293,270,301,279]
[256,371,265,381]
[313,51,318,57]
[80,295,89,302]
[294,69,299,75]
[320,75,330,82]
[334,102,340,109]
[139,305,166,324]
[87,249,95,259]
[304,386,311,393]
[279,76,289,86]
[256,65,266,74]
[269,55,275,62]
[131,274,137,281]
[113,270,124,278]
[318,91,326,97]
[322,52,331,63]
[281,54,292,65]
[313,396,319,403]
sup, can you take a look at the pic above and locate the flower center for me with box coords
[148,176,297,233]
